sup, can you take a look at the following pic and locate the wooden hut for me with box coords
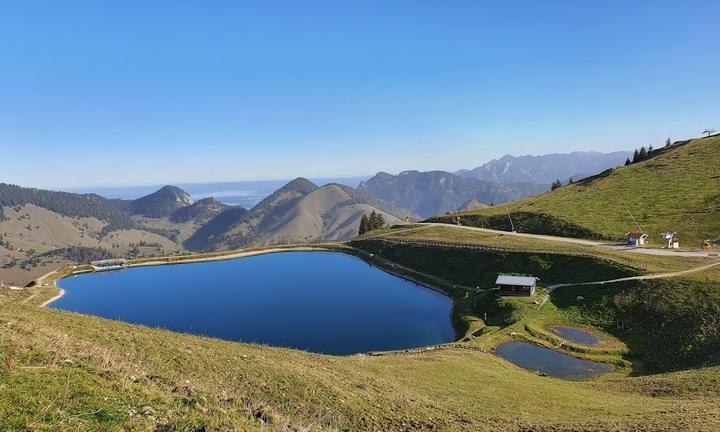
[496,275,538,296]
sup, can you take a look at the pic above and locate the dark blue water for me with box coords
[495,342,615,380]
[552,326,601,346]
[52,252,455,355]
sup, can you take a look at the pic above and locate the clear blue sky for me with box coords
[1,1,718,188]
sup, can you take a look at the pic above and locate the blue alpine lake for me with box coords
[52,252,455,355]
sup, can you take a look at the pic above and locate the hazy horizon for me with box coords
[62,176,369,207]
[2,1,718,189]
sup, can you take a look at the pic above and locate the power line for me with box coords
[626,208,644,234]
[506,207,516,232]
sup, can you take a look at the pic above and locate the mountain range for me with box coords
[357,171,547,218]
[456,151,632,184]
[0,178,406,284]
[433,136,719,246]
[0,149,642,285]
[185,179,406,251]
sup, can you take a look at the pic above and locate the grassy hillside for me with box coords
[0,184,225,285]
[185,180,405,251]
[0,204,183,286]
[430,135,720,247]
[2,227,720,430]
[353,225,720,374]
[249,184,402,245]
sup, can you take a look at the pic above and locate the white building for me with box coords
[625,232,648,246]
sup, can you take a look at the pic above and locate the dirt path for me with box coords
[125,245,348,270]
[372,223,720,292]
[365,253,481,295]
[422,223,716,258]
[545,260,720,291]
[19,291,38,304]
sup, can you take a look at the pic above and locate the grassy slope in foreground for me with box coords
[1,233,719,431]
[430,135,720,247]
[1,287,719,431]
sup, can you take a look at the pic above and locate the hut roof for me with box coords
[495,275,538,287]
[625,232,648,239]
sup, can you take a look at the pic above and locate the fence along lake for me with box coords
[52,252,455,355]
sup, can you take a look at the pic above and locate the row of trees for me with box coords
[552,137,674,190]
[551,178,574,191]
[625,145,653,165]
[625,138,672,166]
[358,210,386,235]
[0,183,134,229]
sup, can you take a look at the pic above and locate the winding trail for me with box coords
[125,245,346,270]
[367,222,720,292]
[421,223,716,258]
[545,259,720,291]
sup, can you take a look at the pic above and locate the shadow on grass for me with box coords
[550,279,720,375]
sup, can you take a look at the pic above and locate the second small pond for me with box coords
[552,326,602,346]
[495,342,615,380]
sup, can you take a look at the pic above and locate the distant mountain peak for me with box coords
[281,177,319,194]
[170,196,231,224]
[184,180,408,252]
[456,150,632,184]
[130,185,193,218]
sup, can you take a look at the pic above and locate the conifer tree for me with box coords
[358,214,369,235]
[551,179,562,190]
[368,210,379,230]
[625,157,631,166]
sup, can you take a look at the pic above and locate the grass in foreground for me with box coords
[2,300,720,431]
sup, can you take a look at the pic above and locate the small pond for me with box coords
[52,252,455,355]
[552,326,602,346]
[495,342,615,380]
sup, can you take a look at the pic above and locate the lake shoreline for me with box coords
[41,244,351,308]
[39,288,65,308]
[40,243,455,312]
[47,249,455,355]
[39,243,462,353]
